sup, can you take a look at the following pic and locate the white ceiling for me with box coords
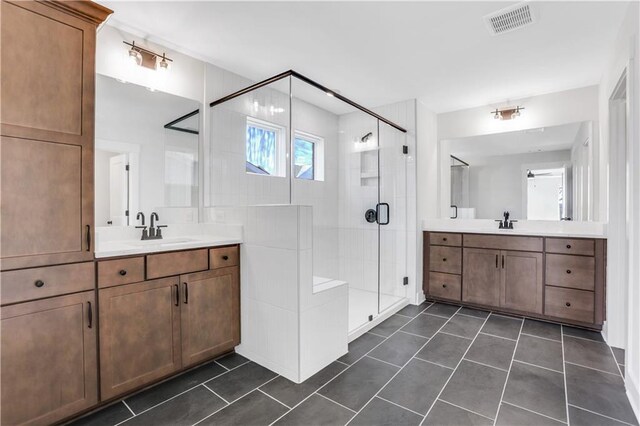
[449,121,584,157]
[101,1,630,113]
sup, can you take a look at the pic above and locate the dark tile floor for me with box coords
[70,302,638,426]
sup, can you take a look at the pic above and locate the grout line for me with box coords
[394,312,415,319]
[397,329,431,339]
[422,312,454,320]
[479,331,518,342]
[365,355,403,369]
[502,401,567,424]
[438,330,473,341]
[520,332,562,343]
[121,400,136,417]
[412,356,455,370]
[202,383,230,405]
[561,325,570,426]
[316,392,358,413]
[512,359,564,375]
[492,314,524,425]
[420,308,490,425]
[214,360,230,371]
[189,398,236,426]
[437,399,495,421]
[455,312,490,320]
[348,306,464,426]
[375,395,424,417]
[489,312,524,322]
[462,358,508,373]
[563,361,623,377]
[257,388,291,410]
[607,343,626,379]
[561,333,605,344]
[366,331,388,338]
[567,404,636,426]
[334,359,350,366]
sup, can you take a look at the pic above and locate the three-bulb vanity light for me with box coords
[491,105,524,120]
[125,40,172,72]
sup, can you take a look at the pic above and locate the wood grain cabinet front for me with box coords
[98,256,145,288]
[545,286,595,324]
[99,277,182,400]
[1,290,97,426]
[428,272,461,301]
[545,254,595,291]
[500,251,543,314]
[429,246,462,275]
[462,248,501,306]
[180,267,240,368]
[147,249,209,279]
[210,246,240,269]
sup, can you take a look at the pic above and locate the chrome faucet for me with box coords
[495,211,517,229]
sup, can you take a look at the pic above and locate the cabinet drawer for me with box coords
[98,257,145,288]
[545,238,595,256]
[210,246,239,269]
[1,262,94,305]
[147,249,209,279]
[429,233,462,247]
[429,246,462,274]
[428,272,461,301]
[545,286,594,324]
[546,254,595,291]
[464,234,543,252]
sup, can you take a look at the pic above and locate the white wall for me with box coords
[598,1,639,417]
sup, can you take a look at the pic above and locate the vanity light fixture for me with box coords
[123,40,173,72]
[491,105,525,120]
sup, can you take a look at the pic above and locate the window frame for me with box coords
[245,116,286,177]
[293,130,325,181]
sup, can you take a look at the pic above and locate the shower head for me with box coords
[360,132,373,143]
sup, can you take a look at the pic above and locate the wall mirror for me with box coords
[95,74,200,227]
[441,121,595,221]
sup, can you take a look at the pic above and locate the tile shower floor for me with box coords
[71,301,638,426]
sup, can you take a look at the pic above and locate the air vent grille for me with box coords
[484,2,536,35]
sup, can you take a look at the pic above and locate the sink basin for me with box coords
[127,237,198,247]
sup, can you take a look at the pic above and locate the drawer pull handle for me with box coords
[443,237,447,242]
[566,302,571,307]
[442,284,447,288]
[442,258,447,262]
[566,269,572,274]
[566,244,572,249]
[119,270,127,276]
[34,280,44,288]
[222,255,229,260]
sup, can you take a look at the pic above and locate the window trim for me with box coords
[294,130,325,181]
[246,116,286,177]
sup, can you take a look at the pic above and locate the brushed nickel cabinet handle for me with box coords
[34,280,44,288]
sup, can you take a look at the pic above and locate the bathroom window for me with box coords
[294,131,324,181]
[246,117,285,177]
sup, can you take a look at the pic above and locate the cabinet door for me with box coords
[462,248,501,306]
[99,277,182,400]
[181,267,240,368]
[500,251,543,314]
[1,291,97,426]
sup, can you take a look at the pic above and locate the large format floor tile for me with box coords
[496,403,565,426]
[415,332,472,368]
[401,313,447,338]
[563,335,620,374]
[199,390,288,426]
[214,353,249,370]
[125,361,227,413]
[441,314,485,339]
[350,397,422,426]
[514,334,563,372]
[339,333,385,365]
[424,303,460,318]
[423,400,493,426]
[260,361,346,408]
[481,315,522,340]
[205,362,277,402]
[70,402,133,426]
[122,386,226,426]
[521,319,561,341]
[370,315,412,337]
[562,325,605,342]
[273,394,354,426]
[458,307,490,319]
[464,333,515,370]
[396,301,431,318]
[318,356,399,411]
[368,332,428,366]
[503,362,566,422]
[565,363,638,425]
[568,405,630,426]
[439,360,508,419]
[379,358,452,415]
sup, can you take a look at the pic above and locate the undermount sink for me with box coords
[126,237,198,247]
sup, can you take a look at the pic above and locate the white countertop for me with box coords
[422,219,607,239]
[95,223,243,258]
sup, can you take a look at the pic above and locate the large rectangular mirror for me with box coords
[95,74,200,226]
[441,121,595,221]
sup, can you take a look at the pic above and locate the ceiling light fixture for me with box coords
[123,40,173,72]
[491,106,524,121]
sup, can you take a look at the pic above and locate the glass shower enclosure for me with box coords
[207,71,408,334]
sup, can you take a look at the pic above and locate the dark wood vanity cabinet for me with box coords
[424,232,605,329]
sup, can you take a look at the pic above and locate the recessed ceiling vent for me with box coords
[484,2,536,36]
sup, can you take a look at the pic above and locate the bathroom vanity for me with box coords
[423,230,606,329]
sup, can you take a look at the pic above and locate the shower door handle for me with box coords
[376,203,390,225]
